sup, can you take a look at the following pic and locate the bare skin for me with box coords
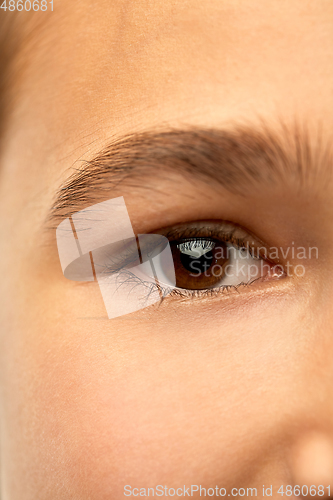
[0,1,333,499]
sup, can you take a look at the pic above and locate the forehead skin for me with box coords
[1,1,333,499]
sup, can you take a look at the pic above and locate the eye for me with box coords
[171,238,229,289]
[92,220,285,311]
[151,220,285,297]
[56,202,286,319]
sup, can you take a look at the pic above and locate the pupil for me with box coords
[180,249,214,274]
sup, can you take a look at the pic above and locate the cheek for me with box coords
[0,286,318,499]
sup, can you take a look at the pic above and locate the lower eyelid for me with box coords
[156,277,266,302]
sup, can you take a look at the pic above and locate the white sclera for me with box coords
[93,234,176,319]
[137,234,176,289]
[56,195,176,318]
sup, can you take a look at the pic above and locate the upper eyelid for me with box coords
[154,220,244,238]
[153,221,275,261]
[103,221,258,275]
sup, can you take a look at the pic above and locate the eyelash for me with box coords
[160,280,260,301]
[103,222,278,303]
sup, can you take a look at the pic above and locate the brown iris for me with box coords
[170,238,229,289]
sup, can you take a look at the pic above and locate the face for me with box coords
[1,1,333,498]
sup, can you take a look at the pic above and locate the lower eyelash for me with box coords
[104,265,268,306]
[133,275,264,303]
[161,277,263,300]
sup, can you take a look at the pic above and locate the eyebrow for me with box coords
[47,122,332,228]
